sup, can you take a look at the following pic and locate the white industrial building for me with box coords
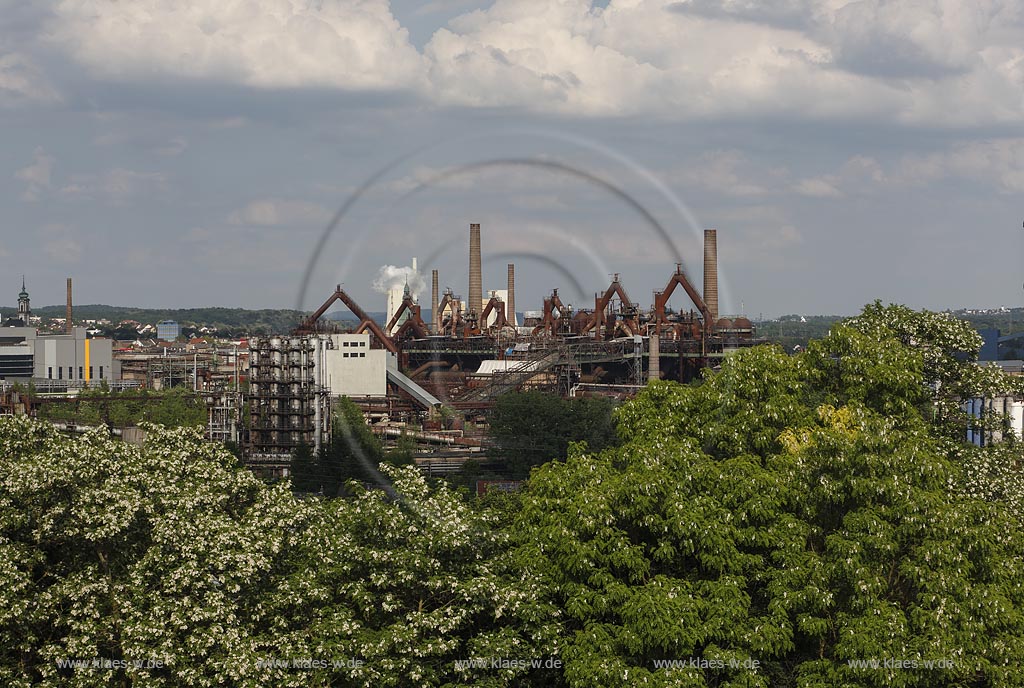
[0,326,119,385]
[320,333,388,398]
[965,395,1024,447]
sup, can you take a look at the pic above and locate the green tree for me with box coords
[311,397,386,496]
[514,310,1024,687]
[0,419,312,687]
[489,391,619,478]
[0,417,556,687]
[289,440,317,494]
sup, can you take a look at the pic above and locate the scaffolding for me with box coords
[247,336,330,465]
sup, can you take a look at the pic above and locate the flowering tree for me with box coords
[0,419,555,687]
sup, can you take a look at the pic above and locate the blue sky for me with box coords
[2,0,1023,318]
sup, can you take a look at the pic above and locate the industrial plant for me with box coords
[1,224,760,479]
[242,223,760,474]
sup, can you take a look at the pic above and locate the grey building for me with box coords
[0,326,119,384]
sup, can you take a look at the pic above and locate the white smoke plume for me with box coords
[372,264,425,297]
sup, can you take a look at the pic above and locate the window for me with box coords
[343,352,349,358]
[68,367,73,379]
[99,366,104,379]
[89,366,93,379]
[79,366,83,380]
[48,367,52,379]
[359,352,365,358]
[58,367,62,380]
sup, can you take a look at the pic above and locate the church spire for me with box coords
[17,277,30,324]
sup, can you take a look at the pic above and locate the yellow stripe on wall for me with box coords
[84,339,90,381]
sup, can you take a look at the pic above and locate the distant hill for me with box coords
[6,302,1017,346]
[0,304,402,335]
[1,305,308,334]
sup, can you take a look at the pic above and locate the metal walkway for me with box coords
[386,355,443,409]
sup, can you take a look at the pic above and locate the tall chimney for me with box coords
[66,278,73,334]
[431,269,440,333]
[703,229,718,322]
[469,223,482,317]
[507,263,516,327]
[648,334,660,382]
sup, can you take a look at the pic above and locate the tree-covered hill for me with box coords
[0,305,389,335]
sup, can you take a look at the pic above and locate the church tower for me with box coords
[16,277,30,325]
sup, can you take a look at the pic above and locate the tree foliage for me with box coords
[36,387,206,429]
[515,304,1024,686]
[0,419,554,687]
[290,398,415,497]
[4,303,1024,687]
[488,391,620,478]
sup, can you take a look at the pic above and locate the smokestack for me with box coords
[469,223,482,317]
[66,278,73,334]
[703,229,718,322]
[507,263,516,327]
[431,269,439,333]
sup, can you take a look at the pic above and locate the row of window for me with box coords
[341,352,366,358]
[341,340,367,347]
[48,365,104,380]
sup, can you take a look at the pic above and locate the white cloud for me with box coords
[0,53,61,107]
[673,150,774,197]
[792,177,843,198]
[40,223,83,264]
[895,139,1024,193]
[61,168,170,204]
[15,147,54,201]
[49,0,425,90]
[226,198,331,227]
[422,0,1024,125]
[798,141,1024,196]
[30,0,1024,128]
[154,136,188,157]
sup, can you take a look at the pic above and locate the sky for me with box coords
[2,0,1023,319]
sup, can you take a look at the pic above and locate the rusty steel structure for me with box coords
[295,284,398,353]
[291,229,758,406]
[581,274,640,340]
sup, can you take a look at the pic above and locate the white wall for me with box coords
[321,333,387,397]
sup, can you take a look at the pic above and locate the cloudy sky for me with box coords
[3,0,1023,318]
